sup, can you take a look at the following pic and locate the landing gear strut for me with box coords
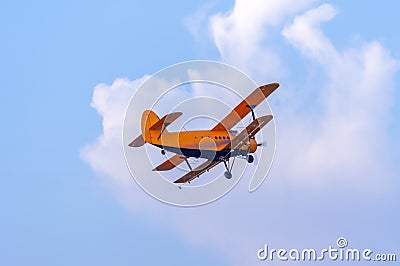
[222,160,233,179]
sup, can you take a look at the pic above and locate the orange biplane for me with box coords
[129,83,279,184]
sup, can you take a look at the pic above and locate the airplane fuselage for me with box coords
[146,130,256,161]
[149,130,234,161]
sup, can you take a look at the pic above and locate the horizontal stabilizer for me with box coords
[149,112,182,131]
[128,135,145,147]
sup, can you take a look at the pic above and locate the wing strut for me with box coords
[246,104,256,121]
[184,157,192,171]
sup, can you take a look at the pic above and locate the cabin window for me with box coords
[214,136,218,139]
[222,136,226,139]
[194,136,197,139]
[227,136,230,139]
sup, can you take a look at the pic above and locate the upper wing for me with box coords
[230,115,273,149]
[152,154,186,171]
[212,83,279,131]
[173,161,221,184]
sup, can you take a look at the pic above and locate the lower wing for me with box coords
[230,115,273,149]
[173,160,221,183]
[153,154,186,171]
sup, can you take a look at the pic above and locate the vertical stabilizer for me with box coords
[141,110,160,143]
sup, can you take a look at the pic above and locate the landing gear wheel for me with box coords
[224,171,232,179]
[247,155,254,163]
[161,149,166,155]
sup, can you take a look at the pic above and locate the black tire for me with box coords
[161,150,166,155]
[224,171,232,179]
[247,155,254,163]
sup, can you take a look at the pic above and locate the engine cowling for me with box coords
[248,139,257,153]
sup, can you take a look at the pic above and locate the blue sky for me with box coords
[1,1,399,265]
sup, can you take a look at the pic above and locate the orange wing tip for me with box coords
[259,83,280,95]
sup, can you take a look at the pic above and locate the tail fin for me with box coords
[141,110,160,143]
[129,110,182,147]
[142,110,183,142]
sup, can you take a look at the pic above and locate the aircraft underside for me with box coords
[155,144,231,161]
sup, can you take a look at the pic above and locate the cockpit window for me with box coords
[228,130,238,135]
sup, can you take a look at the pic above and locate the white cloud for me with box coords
[280,4,398,188]
[282,3,338,64]
[209,0,315,80]
[81,77,149,193]
[81,1,399,265]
